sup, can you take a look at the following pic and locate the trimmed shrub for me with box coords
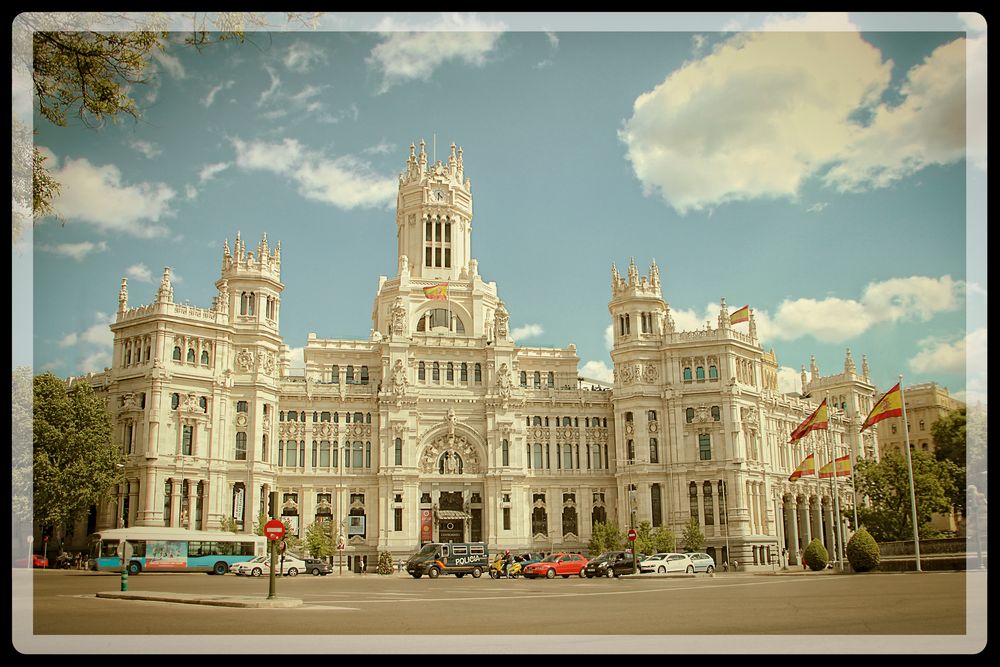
[377,551,395,575]
[846,527,881,572]
[802,538,829,571]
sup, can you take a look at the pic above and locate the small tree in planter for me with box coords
[846,527,881,572]
[802,538,829,571]
[377,551,395,575]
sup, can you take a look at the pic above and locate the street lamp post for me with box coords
[719,479,730,570]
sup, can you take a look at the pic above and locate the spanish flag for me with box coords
[818,455,852,479]
[730,304,750,325]
[789,399,828,443]
[788,453,816,481]
[423,283,449,300]
[860,382,903,432]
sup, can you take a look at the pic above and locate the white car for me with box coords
[684,552,717,574]
[639,553,695,574]
[231,554,308,577]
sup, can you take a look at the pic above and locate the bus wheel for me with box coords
[127,561,141,576]
[472,567,483,578]
[428,567,440,579]
[213,562,229,576]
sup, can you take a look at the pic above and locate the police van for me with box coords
[406,542,489,579]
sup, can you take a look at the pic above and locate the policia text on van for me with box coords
[406,543,489,579]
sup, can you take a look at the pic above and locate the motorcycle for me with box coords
[56,553,74,570]
[489,557,522,579]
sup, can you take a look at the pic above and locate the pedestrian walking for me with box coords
[723,560,729,573]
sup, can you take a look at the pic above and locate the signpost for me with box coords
[264,519,285,600]
[628,528,637,574]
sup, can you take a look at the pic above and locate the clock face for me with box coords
[431,189,446,202]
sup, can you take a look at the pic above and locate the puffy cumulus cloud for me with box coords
[579,360,614,384]
[511,323,544,342]
[59,312,115,350]
[909,327,985,378]
[368,13,504,94]
[285,346,305,369]
[232,137,396,210]
[126,263,154,283]
[620,24,969,213]
[49,156,175,238]
[77,350,112,374]
[755,275,963,344]
[37,240,108,261]
[604,324,614,350]
[777,365,803,395]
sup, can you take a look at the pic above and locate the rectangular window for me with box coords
[698,434,712,461]
[503,507,511,530]
[235,432,247,461]
[394,508,403,532]
[435,247,442,267]
[182,425,193,455]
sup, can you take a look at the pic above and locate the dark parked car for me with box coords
[582,551,627,578]
[608,551,648,577]
[304,558,332,576]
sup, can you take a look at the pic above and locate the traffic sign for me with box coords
[264,519,285,541]
[627,528,637,542]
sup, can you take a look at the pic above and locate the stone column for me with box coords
[788,497,800,564]
[141,467,158,525]
[186,479,197,530]
[800,496,811,546]
[128,479,140,527]
[169,478,181,527]
[775,496,786,562]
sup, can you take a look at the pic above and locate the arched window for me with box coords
[474,364,482,383]
[547,371,555,387]
[627,439,635,462]
[696,366,705,380]
[125,346,132,366]
[703,481,715,526]
[247,292,255,316]
[360,366,369,385]
[201,350,210,365]
[709,365,718,380]
[534,371,541,388]
[651,484,662,526]
[563,444,573,470]
[686,407,695,423]
[562,416,572,427]
[711,406,721,421]
[447,362,454,381]
[461,363,468,382]
[199,397,208,413]
[689,482,699,522]
[649,438,658,464]
[533,416,542,426]
[173,346,182,361]
[418,362,426,381]
[501,439,509,466]
[683,367,692,382]
[394,438,403,466]
[648,410,657,422]
[591,444,602,469]
[432,362,440,381]
[171,393,180,410]
[285,440,297,467]
[520,371,527,387]
[416,308,465,333]
[352,441,364,468]
[533,444,544,470]
[237,401,248,413]
[698,434,712,461]
[320,441,331,467]
[532,507,548,536]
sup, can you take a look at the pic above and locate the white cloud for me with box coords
[59,312,115,350]
[283,41,328,72]
[909,327,985,377]
[126,263,153,283]
[285,346,305,368]
[129,139,161,159]
[579,360,614,383]
[363,140,395,155]
[806,202,828,213]
[202,79,234,107]
[777,365,803,395]
[77,350,112,374]
[511,323,544,341]
[620,25,968,213]
[150,49,186,79]
[232,137,396,210]
[184,184,198,200]
[545,31,559,49]
[368,13,504,93]
[604,324,614,350]
[256,65,281,107]
[198,161,231,183]
[37,240,108,261]
[49,156,175,238]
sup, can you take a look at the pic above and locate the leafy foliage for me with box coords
[12,368,33,526]
[650,527,677,554]
[931,407,967,516]
[219,516,238,533]
[304,520,334,559]
[802,538,829,571]
[33,372,121,531]
[681,517,705,552]
[588,521,624,555]
[846,527,880,572]
[855,449,960,542]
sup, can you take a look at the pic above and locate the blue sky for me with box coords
[14,12,987,405]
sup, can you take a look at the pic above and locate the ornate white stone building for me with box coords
[85,141,882,568]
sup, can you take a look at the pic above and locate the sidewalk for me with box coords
[96,590,303,608]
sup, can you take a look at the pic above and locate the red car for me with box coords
[15,554,48,568]
[522,553,588,579]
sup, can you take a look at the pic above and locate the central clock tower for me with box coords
[395,140,473,282]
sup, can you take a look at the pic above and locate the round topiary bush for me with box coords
[802,538,829,571]
[846,527,881,572]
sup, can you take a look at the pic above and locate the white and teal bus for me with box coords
[88,528,267,575]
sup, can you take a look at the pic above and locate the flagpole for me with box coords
[826,392,845,570]
[849,445,859,532]
[898,375,922,572]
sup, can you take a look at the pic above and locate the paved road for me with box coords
[14,569,986,654]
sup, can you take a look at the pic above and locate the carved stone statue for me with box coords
[391,359,407,397]
[391,297,407,337]
[494,301,509,339]
[497,363,513,409]
[399,254,409,276]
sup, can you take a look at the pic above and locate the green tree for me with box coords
[802,538,829,571]
[632,521,655,556]
[855,449,960,542]
[650,527,677,554]
[252,510,268,536]
[587,521,624,555]
[280,519,303,554]
[33,372,121,533]
[681,517,705,552]
[218,516,238,533]
[304,520,334,560]
[845,526,880,572]
[931,407,967,516]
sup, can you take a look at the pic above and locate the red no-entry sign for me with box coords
[264,519,285,541]
[627,528,637,542]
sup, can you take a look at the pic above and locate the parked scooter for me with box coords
[56,552,73,569]
[489,556,522,579]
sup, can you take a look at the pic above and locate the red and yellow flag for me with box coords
[788,453,816,481]
[423,283,449,300]
[730,304,750,325]
[789,399,829,443]
[860,382,903,432]
[818,454,852,479]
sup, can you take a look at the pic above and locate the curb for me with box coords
[96,591,303,608]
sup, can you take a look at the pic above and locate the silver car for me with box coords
[684,552,716,573]
[639,552,694,574]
